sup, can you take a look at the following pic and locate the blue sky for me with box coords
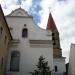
[29,0,42,23]
[0,0,75,63]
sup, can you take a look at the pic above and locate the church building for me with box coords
[5,8,53,75]
[3,7,66,75]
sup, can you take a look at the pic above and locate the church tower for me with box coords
[46,13,62,58]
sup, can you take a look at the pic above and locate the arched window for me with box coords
[10,51,20,71]
[22,28,28,38]
[55,65,58,72]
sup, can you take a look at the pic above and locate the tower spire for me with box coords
[46,12,62,57]
[46,13,57,31]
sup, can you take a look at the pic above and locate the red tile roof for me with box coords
[46,13,57,31]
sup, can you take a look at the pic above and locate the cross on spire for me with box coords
[48,7,51,13]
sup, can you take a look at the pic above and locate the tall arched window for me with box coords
[10,51,20,71]
[22,28,28,38]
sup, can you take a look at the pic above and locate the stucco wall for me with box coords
[53,58,66,75]
[0,6,12,75]
[68,44,75,75]
[5,10,53,75]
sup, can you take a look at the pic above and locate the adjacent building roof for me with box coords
[0,5,12,39]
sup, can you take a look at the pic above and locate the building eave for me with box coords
[0,5,12,40]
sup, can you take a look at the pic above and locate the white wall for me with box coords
[53,58,66,75]
[68,44,75,75]
[5,9,53,75]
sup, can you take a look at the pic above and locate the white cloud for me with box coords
[1,0,75,63]
[1,0,32,15]
[22,0,32,11]
[0,0,3,4]
[38,0,56,29]
[38,0,75,62]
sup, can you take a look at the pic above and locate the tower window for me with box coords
[22,28,28,38]
[53,42,56,45]
[10,51,20,71]
[55,66,58,72]
[52,37,55,40]
[24,24,26,27]
[52,33,55,36]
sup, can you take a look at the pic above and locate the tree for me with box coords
[29,56,51,75]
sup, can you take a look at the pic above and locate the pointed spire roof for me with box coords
[46,13,57,31]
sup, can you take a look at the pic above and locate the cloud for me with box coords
[38,0,57,29]
[1,0,75,63]
[1,0,33,15]
[55,1,75,62]
[28,0,42,24]
[0,0,3,4]
[22,0,32,11]
[57,0,67,2]
[38,0,75,62]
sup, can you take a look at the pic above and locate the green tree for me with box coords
[29,56,51,75]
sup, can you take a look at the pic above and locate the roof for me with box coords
[46,13,58,31]
[6,7,32,18]
[0,5,12,40]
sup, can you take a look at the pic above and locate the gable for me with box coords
[7,8,29,17]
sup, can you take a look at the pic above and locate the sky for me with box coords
[0,0,75,63]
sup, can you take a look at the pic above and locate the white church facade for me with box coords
[5,8,53,75]
[4,8,66,75]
